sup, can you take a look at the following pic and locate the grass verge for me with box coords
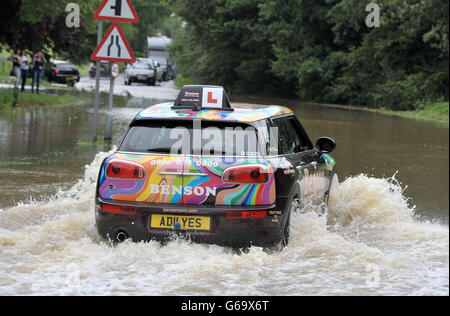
[174,76,195,88]
[0,88,78,110]
[375,102,449,123]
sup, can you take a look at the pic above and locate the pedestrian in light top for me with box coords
[20,50,30,92]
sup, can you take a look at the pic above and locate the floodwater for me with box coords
[0,91,448,295]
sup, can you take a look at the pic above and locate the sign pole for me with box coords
[104,62,115,142]
[92,0,139,143]
[93,20,103,143]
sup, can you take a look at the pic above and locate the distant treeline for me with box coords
[169,0,449,110]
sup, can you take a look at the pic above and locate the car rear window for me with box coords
[134,63,151,70]
[119,120,262,156]
[58,63,75,68]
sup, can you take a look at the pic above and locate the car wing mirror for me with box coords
[315,137,336,154]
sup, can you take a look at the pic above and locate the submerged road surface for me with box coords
[75,75,180,100]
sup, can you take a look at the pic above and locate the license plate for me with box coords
[66,77,74,81]
[138,76,146,80]
[151,214,211,231]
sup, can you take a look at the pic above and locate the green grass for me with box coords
[174,76,195,88]
[379,102,449,123]
[0,88,78,110]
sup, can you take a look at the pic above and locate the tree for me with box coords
[171,0,449,109]
[1,0,100,63]
[170,0,278,94]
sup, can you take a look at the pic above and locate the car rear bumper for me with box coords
[129,74,155,82]
[95,198,287,248]
[55,74,80,83]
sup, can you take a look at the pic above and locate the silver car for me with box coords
[124,62,156,86]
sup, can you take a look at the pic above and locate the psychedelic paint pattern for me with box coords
[135,102,293,123]
[99,153,276,206]
[323,154,336,171]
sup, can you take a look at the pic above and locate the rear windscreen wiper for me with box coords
[146,148,172,153]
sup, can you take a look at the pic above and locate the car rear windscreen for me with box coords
[119,120,262,156]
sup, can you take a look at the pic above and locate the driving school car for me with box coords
[95,85,337,248]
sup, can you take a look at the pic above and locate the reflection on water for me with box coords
[298,103,449,222]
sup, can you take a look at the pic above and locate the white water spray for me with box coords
[0,152,448,295]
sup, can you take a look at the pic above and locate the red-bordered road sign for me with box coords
[111,63,120,78]
[91,23,136,63]
[94,0,139,23]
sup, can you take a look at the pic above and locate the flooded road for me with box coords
[0,89,448,295]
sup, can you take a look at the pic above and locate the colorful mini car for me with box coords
[95,85,337,248]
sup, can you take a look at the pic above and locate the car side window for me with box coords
[271,117,303,155]
[288,116,314,151]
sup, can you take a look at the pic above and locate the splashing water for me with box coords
[0,152,448,295]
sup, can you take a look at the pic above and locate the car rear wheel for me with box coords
[281,196,300,248]
[281,210,291,247]
[264,196,299,253]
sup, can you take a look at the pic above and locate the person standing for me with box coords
[31,52,46,94]
[7,49,22,98]
[20,50,30,92]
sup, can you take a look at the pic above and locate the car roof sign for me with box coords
[172,85,234,111]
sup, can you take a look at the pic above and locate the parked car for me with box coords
[124,62,156,86]
[95,85,338,249]
[137,58,163,82]
[150,56,170,81]
[89,61,110,79]
[45,60,80,86]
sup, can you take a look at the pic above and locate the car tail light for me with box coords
[225,211,267,218]
[102,204,137,215]
[222,165,269,184]
[53,67,59,74]
[106,160,145,180]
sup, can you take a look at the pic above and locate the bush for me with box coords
[371,72,447,111]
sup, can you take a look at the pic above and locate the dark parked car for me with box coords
[95,85,338,250]
[45,60,80,86]
[89,61,111,79]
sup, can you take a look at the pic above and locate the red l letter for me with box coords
[207,92,218,104]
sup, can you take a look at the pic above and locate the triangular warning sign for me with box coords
[94,0,139,23]
[91,23,136,63]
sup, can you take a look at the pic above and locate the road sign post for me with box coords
[92,0,138,143]
[93,21,103,143]
[104,62,115,142]
[104,63,120,142]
